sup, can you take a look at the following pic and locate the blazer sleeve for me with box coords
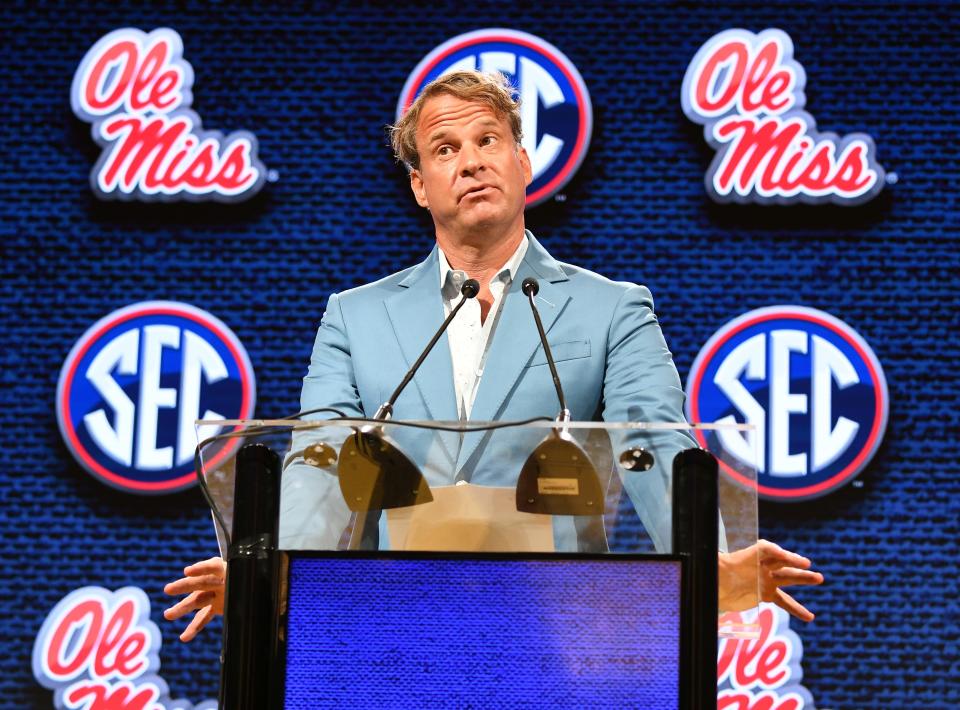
[279,292,361,549]
[300,292,365,418]
[601,284,700,552]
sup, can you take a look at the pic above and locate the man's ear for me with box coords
[410,169,429,209]
[518,145,533,187]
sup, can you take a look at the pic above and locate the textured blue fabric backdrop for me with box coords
[3,1,958,707]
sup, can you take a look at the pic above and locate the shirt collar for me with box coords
[438,234,529,299]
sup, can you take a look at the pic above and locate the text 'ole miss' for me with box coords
[682,28,884,205]
[71,27,266,202]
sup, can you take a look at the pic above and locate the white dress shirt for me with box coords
[438,236,529,419]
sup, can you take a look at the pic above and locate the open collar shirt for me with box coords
[438,235,529,420]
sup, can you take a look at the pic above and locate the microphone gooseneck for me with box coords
[522,277,569,420]
[375,278,480,420]
[340,278,478,519]
[516,276,603,516]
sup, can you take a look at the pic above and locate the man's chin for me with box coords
[459,199,517,224]
[434,202,524,239]
[458,211,509,234]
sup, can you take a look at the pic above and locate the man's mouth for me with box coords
[460,184,495,201]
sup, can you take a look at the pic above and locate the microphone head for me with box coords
[461,279,480,299]
[521,277,540,297]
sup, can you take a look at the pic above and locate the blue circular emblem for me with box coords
[56,301,256,494]
[397,28,593,207]
[686,306,888,501]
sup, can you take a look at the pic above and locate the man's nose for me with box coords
[459,142,483,176]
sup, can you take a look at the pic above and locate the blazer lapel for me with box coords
[383,247,459,423]
[456,233,571,473]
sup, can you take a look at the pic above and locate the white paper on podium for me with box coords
[386,482,555,552]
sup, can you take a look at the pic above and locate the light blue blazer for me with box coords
[281,232,694,552]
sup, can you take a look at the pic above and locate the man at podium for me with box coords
[165,70,822,642]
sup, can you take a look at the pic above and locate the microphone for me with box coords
[516,277,604,516]
[521,277,568,420]
[338,278,480,515]
[375,278,480,420]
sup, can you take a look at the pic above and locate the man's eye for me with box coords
[481,135,497,146]
[437,145,453,156]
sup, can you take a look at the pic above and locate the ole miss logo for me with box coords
[398,28,592,207]
[71,27,266,202]
[57,302,256,494]
[717,605,816,709]
[681,28,885,205]
[33,586,216,709]
[686,306,888,501]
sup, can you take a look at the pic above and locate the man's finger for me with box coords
[762,557,813,574]
[163,590,214,621]
[770,568,824,587]
[184,557,226,576]
[757,541,812,570]
[180,605,215,643]
[772,589,815,623]
[164,573,224,596]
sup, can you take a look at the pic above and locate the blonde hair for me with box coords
[390,70,522,170]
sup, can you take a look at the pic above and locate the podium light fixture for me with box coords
[619,446,655,471]
[302,442,338,468]
[338,426,433,512]
[516,427,605,515]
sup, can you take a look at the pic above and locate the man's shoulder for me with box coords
[556,260,654,305]
[333,262,422,303]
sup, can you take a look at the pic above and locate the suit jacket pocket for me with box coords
[527,339,591,367]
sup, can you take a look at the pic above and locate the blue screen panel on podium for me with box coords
[282,553,681,709]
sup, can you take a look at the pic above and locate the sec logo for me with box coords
[397,28,592,207]
[686,306,888,501]
[56,301,256,494]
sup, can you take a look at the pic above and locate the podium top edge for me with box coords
[195,418,755,432]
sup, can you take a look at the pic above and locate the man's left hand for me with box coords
[719,539,824,622]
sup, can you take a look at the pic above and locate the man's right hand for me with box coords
[163,556,227,642]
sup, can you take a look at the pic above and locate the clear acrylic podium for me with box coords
[196,417,759,710]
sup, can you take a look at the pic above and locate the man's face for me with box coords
[409,94,532,239]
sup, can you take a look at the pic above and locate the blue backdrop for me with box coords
[3,1,958,707]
